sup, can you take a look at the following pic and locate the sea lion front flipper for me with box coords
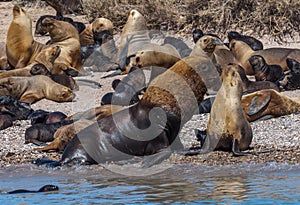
[247,92,271,116]
[141,148,172,168]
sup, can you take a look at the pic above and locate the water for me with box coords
[0,163,299,204]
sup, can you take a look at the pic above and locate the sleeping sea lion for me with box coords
[41,17,82,73]
[230,39,300,75]
[6,5,46,69]
[196,64,253,155]
[228,31,263,51]
[278,58,300,91]
[248,55,284,83]
[0,75,75,103]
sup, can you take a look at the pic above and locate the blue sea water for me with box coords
[0,163,299,204]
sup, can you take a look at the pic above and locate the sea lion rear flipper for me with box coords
[32,157,61,167]
[101,69,122,79]
[247,92,271,116]
[141,148,172,168]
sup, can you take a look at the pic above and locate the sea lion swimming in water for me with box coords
[8,185,58,194]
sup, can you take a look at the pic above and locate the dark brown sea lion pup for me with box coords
[8,185,59,194]
[6,5,46,69]
[80,18,114,46]
[248,55,284,83]
[278,58,300,90]
[33,54,213,167]
[196,64,253,155]
[30,63,78,90]
[41,17,82,73]
[230,39,300,75]
[0,45,61,79]
[0,75,75,103]
[28,109,67,125]
[228,31,263,51]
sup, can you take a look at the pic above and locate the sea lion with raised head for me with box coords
[6,5,46,69]
[248,55,284,83]
[0,75,75,103]
[41,17,82,73]
[230,39,300,75]
[228,31,263,51]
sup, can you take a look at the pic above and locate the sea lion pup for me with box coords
[80,18,114,46]
[163,36,192,58]
[278,58,300,91]
[230,39,300,75]
[28,109,67,125]
[249,55,284,83]
[41,17,82,74]
[38,105,124,152]
[117,9,150,70]
[0,95,33,120]
[30,63,78,90]
[0,45,61,79]
[34,54,211,167]
[0,75,75,103]
[44,0,83,16]
[0,113,13,130]
[228,31,263,51]
[6,5,46,69]
[7,184,59,194]
[196,64,253,155]
[241,89,300,122]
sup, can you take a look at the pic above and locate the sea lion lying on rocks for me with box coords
[28,109,67,125]
[230,39,300,75]
[278,58,300,91]
[248,55,284,83]
[195,64,253,155]
[6,5,45,69]
[228,31,263,51]
[0,75,75,103]
[41,17,82,73]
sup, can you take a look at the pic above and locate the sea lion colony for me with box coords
[1,3,300,167]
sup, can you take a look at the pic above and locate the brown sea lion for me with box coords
[41,17,82,73]
[195,64,253,155]
[117,9,150,69]
[0,75,75,103]
[228,31,263,51]
[6,5,46,69]
[0,45,61,79]
[278,58,300,91]
[241,89,300,122]
[79,18,114,46]
[248,55,284,83]
[33,54,213,167]
[230,39,300,75]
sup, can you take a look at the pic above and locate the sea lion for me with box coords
[0,75,75,103]
[197,64,253,155]
[0,96,33,120]
[44,0,83,16]
[38,105,124,152]
[117,9,150,70]
[6,5,46,69]
[192,29,221,44]
[278,58,300,91]
[163,36,192,58]
[0,45,61,79]
[80,18,114,46]
[242,89,300,122]
[228,31,263,51]
[41,17,82,73]
[0,113,13,130]
[8,185,58,194]
[30,63,78,90]
[28,109,67,125]
[230,39,300,75]
[34,54,212,167]
[248,55,284,83]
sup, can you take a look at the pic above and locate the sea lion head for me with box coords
[30,63,50,75]
[221,64,243,96]
[192,29,204,43]
[123,9,147,34]
[286,58,300,74]
[35,45,61,67]
[50,85,75,102]
[192,35,217,57]
[227,31,241,42]
[13,5,29,19]
[248,55,265,72]
[91,18,114,36]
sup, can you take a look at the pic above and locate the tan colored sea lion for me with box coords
[38,105,124,152]
[241,89,300,122]
[0,75,74,103]
[41,17,82,73]
[0,45,61,79]
[6,5,46,69]
[79,18,114,46]
[117,9,150,69]
[201,64,253,155]
[230,39,300,75]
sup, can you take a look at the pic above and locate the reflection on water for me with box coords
[0,163,299,204]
